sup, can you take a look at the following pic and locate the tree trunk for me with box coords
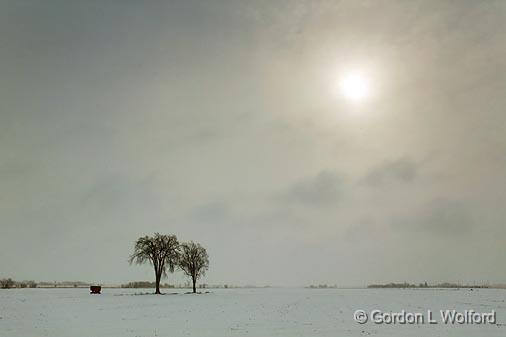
[192,277,196,293]
[155,271,161,295]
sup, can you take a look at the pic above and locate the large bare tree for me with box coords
[178,241,209,293]
[129,233,180,294]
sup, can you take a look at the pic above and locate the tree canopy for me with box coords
[129,233,180,294]
[178,241,209,293]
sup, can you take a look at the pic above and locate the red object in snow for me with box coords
[90,286,101,294]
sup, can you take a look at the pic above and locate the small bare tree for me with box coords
[0,278,15,289]
[178,241,209,293]
[129,233,179,294]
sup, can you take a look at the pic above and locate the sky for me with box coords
[1,0,505,287]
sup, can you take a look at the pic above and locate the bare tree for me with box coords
[178,241,209,293]
[129,233,179,294]
[0,278,15,289]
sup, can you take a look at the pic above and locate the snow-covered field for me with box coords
[1,288,505,336]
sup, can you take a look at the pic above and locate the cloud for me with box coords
[188,201,228,225]
[393,198,474,236]
[282,170,346,207]
[363,157,418,186]
[344,217,381,242]
[2,0,506,286]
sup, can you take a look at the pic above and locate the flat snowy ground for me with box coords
[1,288,505,336]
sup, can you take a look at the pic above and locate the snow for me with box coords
[0,288,505,336]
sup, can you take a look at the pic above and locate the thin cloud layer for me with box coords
[1,0,505,286]
[363,157,418,186]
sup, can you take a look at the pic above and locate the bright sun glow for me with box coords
[339,72,370,102]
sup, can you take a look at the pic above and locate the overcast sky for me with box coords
[1,0,505,287]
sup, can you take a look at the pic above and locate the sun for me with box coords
[338,72,370,102]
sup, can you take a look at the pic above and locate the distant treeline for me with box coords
[368,282,492,289]
[1,278,37,289]
[38,281,90,288]
[1,279,93,289]
[121,281,176,289]
[120,282,270,289]
[0,279,271,289]
[306,284,338,289]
